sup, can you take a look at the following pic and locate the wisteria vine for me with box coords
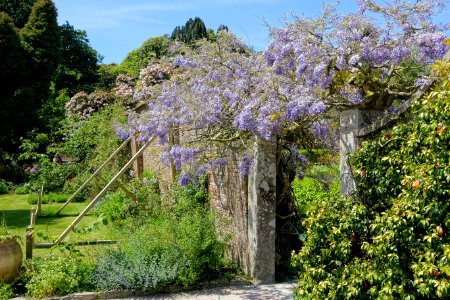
[117,0,448,185]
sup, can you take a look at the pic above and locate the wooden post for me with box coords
[97,174,138,203]
[26,208,36,259]
[37,185,43,216]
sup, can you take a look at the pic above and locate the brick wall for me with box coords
[131,136,250,274]
[208,147,249,274]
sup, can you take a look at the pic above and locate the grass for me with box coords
[0,193,114,258]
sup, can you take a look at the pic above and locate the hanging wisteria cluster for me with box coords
[265,0,447,110]
[118,0,447,184]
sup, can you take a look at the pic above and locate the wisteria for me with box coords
[265,0,447,110]
[116,0,447,184]
[237,155,253,177]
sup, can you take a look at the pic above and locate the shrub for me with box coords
[53,104,128,198]
[0,283,13,300]
[65,90,114,119]
[94,171,161,225]
[93,191,127,225]
[27,192,70,204]
[92,181,226,291]
[292,175,339,216]
[0,179,11,194]
[292,57,450,298]
[23,256,93,298]
[15,183,33,194]
[92,228,182,291]
[291,195,371,298]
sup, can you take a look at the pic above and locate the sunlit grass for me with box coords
[0,193,115,258]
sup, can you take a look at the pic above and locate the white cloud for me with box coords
[56,0,285,29]
[57,2,196,29]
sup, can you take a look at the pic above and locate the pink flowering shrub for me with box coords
[65,90,114,119]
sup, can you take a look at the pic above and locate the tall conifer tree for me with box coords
[21,0,61,92]
[0,12,27,155]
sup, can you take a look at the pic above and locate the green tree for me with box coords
[19,0,61,142]
[115,36,170,76]
[21,0,61,93]
[170,17,207,44]
[0,12,27,156]
[0,0,61,180]
[55,22,100,94]
[0,0,36,28]
[217,24,228,33]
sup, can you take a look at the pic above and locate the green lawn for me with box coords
[0,193,114,258]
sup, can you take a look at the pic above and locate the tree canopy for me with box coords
[116,36,170,77]
[170,17,208,44]
[0,12,27,154]
[0,0,61,160]
[55,21,100,94]
[0,0,102,180]
[21,0,61,87]
[0,0,36,28]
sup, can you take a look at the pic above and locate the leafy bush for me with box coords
[292,58,450,298]
[35,160,83,193]
[65,90,114,119]
[92,181,226,291]
[27,192,70,204]
[291,196,370,298]
[94,171,161,225]
[93,191,127,225]
[15,183,33,194]
[0,283,13,300]
[92,226,182,291]
[23,256,93,298]
[0,179,12,194]
[53,104,128,198]
[292,175,339,216]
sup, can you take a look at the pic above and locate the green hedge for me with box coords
[292,60,450,298]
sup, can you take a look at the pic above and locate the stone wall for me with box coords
[131,135,277,283]
[207,147,250,275]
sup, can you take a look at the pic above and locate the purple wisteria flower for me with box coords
[178,172,191,186]
[237,155,252,177]
[113,4,448,186]
[114,125,130,140]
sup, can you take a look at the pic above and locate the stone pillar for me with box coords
[247,136,277,284]
[340,109,383,195]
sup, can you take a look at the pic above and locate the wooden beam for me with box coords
[97,174,138,203]
[34,240,117,249]
[56,135,133,215]
[54,135,155,244]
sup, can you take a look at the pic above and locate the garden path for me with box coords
[10,280,296,299]
[122,281,296,300]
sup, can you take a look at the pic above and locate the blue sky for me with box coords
[52,0,448,64]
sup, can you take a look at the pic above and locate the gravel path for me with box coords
[121,281,296,300]
[12,280,296,300]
